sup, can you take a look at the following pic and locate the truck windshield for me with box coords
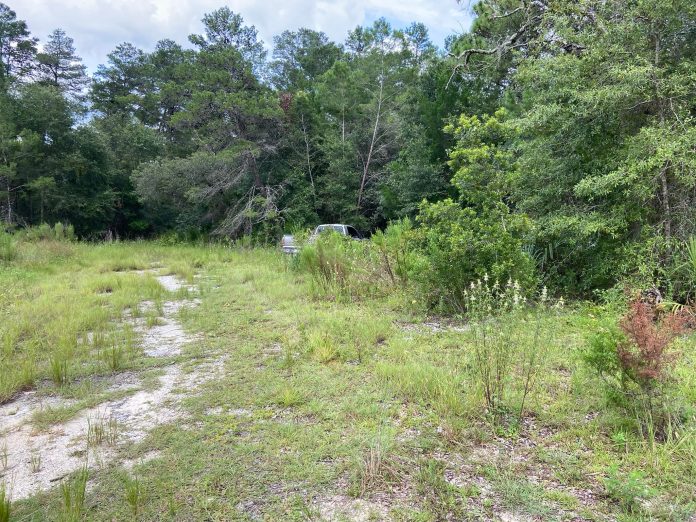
[316,225,344,233]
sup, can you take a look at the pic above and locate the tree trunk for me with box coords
[5,179,11,224]
[357,76,384,209]
[300,115,315,193]
[654,32,672,242]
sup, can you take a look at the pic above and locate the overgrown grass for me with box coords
[0,240,232,402]
[59,467,88,522]
[4,243,695,520]
[0,485,10,522]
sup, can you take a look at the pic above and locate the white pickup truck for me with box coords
[281,224,363,254]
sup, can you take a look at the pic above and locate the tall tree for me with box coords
[270,29,343,91]
[35,29,88,95]
[188,7,266,74]
[0,3,36,84]
[510,0,696,292]
[91,43,151,119]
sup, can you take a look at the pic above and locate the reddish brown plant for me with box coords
[617,299,688,385]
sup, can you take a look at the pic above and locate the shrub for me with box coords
[617,300,686,384]
[604,464,653,513]
[584,297,689,440]
[296,232,387,300]
[0,228,16,262]
[371,218,423,287]
[414,199,536,312]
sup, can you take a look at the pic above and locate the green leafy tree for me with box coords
[414,108,535,309]
[35,29,88,96]
[510,0,696,293]
[0,3,37,84]
[270,29,343,91]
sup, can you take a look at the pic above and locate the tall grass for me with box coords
[0,229,16,262]
[0,486,10,522]
[371,218,420,287]
[296,231,398,300]
[377,361,465,417]
[0,241,224,402]
[124,475,142,518]
[60,467,88,522]
[670,236,696,301]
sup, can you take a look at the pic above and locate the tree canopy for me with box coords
[0,0,694,297]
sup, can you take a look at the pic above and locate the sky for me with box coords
[13,0,474,73]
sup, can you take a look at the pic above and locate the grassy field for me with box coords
[1,240,695,520]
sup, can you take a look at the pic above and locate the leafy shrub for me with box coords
[296,232,388,300]
[0,228,16,262]
[618,300,686,384]
[604,464,653,513]
[584,298,689,439]
[414,199,536,312]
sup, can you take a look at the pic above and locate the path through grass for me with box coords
[2,242,695,520]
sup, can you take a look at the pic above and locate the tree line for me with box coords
[0,0,694,297]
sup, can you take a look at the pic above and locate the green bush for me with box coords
[583,300,688,441]
[0,228,16,262]
[413,198,536,311]
[371,218,424,287]
[604,465,653,513]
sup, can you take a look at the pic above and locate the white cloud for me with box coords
[13,0,473,72]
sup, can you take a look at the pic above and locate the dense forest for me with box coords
[0,0,694,298]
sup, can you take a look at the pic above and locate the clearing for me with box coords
[0,242,694,520]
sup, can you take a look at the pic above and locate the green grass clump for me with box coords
[0,230,16,263]
[60,467,88,522]
[124,475,142,518]
[0,486,10,522]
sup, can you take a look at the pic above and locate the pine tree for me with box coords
[36,29,88,95]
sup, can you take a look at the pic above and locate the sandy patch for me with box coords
[0,273,219,501]
[314,494,391,521]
